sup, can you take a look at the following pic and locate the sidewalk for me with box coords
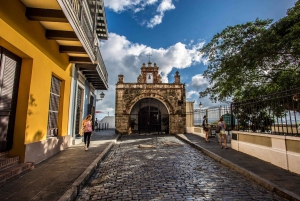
[177,133,300,201]
[0,129,120,201]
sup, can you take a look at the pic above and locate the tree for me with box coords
[199,1,300,103]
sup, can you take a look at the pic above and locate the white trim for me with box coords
[77,70,86,85]
[89,83,95,93]
[72,81,85,135]
[67,65,76,136]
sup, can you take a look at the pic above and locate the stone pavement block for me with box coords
[75,135,288,201]
[176,133,300,201]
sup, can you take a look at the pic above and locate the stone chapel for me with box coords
[115,62,186,134]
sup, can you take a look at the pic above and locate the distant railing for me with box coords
[95,122,109,131]
[232,88,300,136]
[194,105,231,126]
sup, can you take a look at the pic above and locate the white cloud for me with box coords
[104,0,158,12]
[157,0,175,12]
[147,14,164,28]
[184,74,209,106]
[104,0,175,28]
[147,0,175,28]
[186,90,198,99]
[191,74,209,88]
[96,33,206,118]
[185,74,224,109]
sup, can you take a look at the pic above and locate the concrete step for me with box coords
[0,162,34,186]
[0,152,9,157]
[0,155,20,171]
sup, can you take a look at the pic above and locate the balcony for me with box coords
[22,0,108,89]
[76,46,108,90]
[23,0,108,63]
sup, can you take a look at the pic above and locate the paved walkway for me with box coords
[76,135,287,200]
[0,129,120,201]
[176,133,300,201]
[0,130,299,201]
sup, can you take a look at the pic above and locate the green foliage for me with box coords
[199,1,300,102]
[233,104,275,132]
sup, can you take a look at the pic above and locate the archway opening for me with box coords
[130,98,169,134]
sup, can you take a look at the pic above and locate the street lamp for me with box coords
[198,102,203,126]
[96,92,105,101]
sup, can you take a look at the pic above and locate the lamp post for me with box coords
[96,92,105,101]
[199,102,203,126]
[199,102,203,109]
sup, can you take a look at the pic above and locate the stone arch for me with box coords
[125,94,174,115]
[129,97,170,134]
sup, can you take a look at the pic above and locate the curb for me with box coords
[176,134,300,201]
[58,134,121,201]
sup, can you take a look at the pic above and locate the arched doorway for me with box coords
[130,98,169,134]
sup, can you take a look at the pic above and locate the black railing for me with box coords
[231,88,300,136]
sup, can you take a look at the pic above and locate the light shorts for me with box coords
[219,130,226,135]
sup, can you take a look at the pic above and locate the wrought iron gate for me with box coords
[130,98,169,134]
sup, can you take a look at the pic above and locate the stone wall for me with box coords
[115,83,186,134]
[231,131,300,175]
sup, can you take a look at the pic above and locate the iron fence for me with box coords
[231,88,300,136]
[194,105,231,127]
[194,88,300,137]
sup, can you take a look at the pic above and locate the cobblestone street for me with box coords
[76,135,286,201]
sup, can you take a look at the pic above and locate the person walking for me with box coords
[217,116,228,149]
[82,114,93,151]
[95,118,98,131]
[202,115,210,142]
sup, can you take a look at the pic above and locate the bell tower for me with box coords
[137,62,162,83]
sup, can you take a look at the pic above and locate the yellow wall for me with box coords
[0,0,72,160]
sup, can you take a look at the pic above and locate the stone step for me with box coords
[0,155,20,171]
[0,162,34,186]
[0,152,9,157]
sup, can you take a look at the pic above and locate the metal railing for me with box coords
[231,88,300,136]
[95,122,109,131]
[65,0,96,51]
[194,88,300,137]
[95,47,108,84]
[194,105,231,126]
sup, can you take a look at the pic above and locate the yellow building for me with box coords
[0,0,108,182]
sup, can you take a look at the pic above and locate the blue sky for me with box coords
[96,0,296,120]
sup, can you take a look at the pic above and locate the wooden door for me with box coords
[75,86,83,136]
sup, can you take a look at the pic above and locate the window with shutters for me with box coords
[47,76,61,137]
[0,47,21,151]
